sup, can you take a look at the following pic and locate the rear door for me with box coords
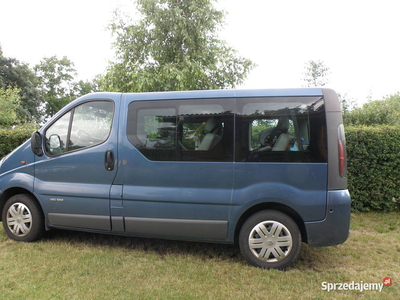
[34,95,120,230]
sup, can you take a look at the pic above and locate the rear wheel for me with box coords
[2,194,45,242]
[239,210,301,269]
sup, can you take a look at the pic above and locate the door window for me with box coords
[45,101,114,156]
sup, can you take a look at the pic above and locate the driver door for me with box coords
[33,98,119,231]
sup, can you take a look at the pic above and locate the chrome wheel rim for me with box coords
[6,203,33,237]
[248,220,293,262]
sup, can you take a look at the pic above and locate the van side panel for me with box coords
[231,163,328,222]
[120,143,233,240]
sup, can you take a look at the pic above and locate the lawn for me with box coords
[0,212,399,300]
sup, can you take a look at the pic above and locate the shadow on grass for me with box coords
[41,228,338,270]
[294,243,338,272]
[44,229,241,261]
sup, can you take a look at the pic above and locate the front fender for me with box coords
[0,139,35,197]
[0,172,35,198]
[0,172,36,222]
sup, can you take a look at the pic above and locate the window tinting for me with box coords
[127,96,326,163]
[136,108,176,149]
[235,97,327,163]
[127,99,234,162]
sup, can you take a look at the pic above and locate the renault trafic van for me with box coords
[0,88,350,269]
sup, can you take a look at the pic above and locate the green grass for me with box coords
[1,212,399,300]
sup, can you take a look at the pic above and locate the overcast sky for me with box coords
[1,0,399,105]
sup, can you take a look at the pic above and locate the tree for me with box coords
[100,0,255,92]
[0,87,20,127]
[344,92,400,126]
[0,47,43,122]
[302,60,330,87]
[34,56,78,119]
[337,92,358,125]
[72,79,98,97]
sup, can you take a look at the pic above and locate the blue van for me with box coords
[0,88,350,269]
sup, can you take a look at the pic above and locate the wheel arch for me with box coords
[0,188,41,222]
[234,202,308,244]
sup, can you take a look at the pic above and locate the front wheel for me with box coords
[2,194,45,242]
[239,210,301,269]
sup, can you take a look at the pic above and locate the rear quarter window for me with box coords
[235,97,327,163]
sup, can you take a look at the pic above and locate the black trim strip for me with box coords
[48,213,111,231]
[125,217,227,240]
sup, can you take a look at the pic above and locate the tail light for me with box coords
[338,125,347,178]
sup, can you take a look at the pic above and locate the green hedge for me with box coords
[0,126,37,158]
[346,126,400,211]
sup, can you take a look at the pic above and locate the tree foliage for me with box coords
[101,0,255,92]
[35,56,98,120]
[1,44,96,123]
[344,92,400,126]
[302,60,330,87]
[34,56,79,120]
[73,80,98,97]
[0,47,43,122]
[0,86,20,127]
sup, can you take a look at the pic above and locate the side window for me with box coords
[45,101,114,156]
[178,103,234,161]
[136,108,176,150]
[235,97,327,163]
[45,112,71,155]
[127,99,234,162]
[250,118,296,151]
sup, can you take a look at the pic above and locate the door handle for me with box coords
[105,150,115,171]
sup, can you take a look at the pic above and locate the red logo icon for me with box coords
[383,277,392,287]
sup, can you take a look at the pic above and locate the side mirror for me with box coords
[31,131,43,157]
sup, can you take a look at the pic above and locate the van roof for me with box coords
[84,88,326,102]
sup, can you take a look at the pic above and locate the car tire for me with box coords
[2,194,45,242]
[239,210,301,269]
